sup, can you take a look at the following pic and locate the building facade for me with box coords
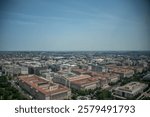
[113,82,148,99]
[18,75,71,100]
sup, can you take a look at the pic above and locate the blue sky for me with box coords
[0,0,150,51]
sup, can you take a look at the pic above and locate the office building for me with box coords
[18,75,71,100]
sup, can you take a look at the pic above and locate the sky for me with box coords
[0,0,150,51]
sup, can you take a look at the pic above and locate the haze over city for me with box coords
[0,0,150,51]
[0,0,150,101]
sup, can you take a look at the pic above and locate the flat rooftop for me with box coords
[111,67,134,74]
[117,82,147,93]
[71,77,99,86]
[68,75,91,81]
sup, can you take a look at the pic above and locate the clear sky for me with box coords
[0,0,150,51]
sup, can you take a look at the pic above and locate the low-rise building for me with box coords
[71,68,87,75]
[18,75,71,100]
[2,65,21,76]
[134,66,144,73]
[70,75,100,90]
[113,82,148,99]
[53,71,100,90]
[85,71,119,88]
[110,67,134,78]
[96,72,120,83]
[20,66,28,74]
[2,65,28,76]
[91,64,108,72]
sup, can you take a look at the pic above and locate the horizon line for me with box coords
[0,50,150,52]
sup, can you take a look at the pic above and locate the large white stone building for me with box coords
[113,82,148,99]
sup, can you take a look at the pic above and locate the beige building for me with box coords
[96,72,120,83]
[109,67,134,78]
[83,71,119,89]
[53,72,100,90]
[2,65,28,76]
[113,82,148,99]
[69,75,100,90]
[18,75,71,100]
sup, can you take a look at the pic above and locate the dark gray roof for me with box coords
[143,74,150,81]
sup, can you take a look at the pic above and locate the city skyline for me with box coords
[0,0,150,51]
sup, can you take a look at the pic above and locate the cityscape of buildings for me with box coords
[0,0,149,102]
[0,51,150,100]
